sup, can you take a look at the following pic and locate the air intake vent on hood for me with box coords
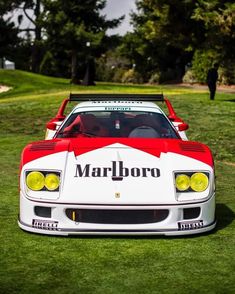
[179,142,205,152]
[30,141,56,151]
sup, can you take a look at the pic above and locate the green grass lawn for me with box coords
[0,70,234,294]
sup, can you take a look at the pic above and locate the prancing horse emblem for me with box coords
[115,192,120,198]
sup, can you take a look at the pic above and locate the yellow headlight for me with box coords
[190,173,209,192]
[175,174,190,191]
[45,173,60,191]
[26,171,45,191]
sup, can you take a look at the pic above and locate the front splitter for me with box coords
[18,218,216,236]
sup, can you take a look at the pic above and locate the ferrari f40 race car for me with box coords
[18,94,216,235]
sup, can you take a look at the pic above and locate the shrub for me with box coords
[95,56,114,82]
[191,49,220,83]
[182,69,197,84]
[112,68,126,83]
[191,50,234,85]
[218,60,235,85]
[121,69,143,84]
[95,52,130,82]
[148,72,161,84]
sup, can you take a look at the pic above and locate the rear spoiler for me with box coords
[69,93,164,102]
[48,93,184,128]
[68,93,182,122]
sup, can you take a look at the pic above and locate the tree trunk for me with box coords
[82,57,96,86]
[71,49,80,84]
[31,0,42,73]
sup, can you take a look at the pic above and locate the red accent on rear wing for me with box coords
[46,99,69,129]
[46,95,188,130]
[164,98,184,123]
[55,96,183,121]
[56,98,69,120]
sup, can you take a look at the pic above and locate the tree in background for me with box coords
[119,0,234,84]
[1,0,123,80]
[192,0,235,84]
[120,0,202,83]
[18,0,43,73]
[0,0,44,73]
[41,0,123,83]
[1,0,234,85]
[0,0,20,64]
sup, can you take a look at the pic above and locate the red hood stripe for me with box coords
[21,138,213,168]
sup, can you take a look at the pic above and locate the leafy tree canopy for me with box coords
[120,0,234,83]
[41,0,123,82]
[192,0,235,59]
[0,0,21,59]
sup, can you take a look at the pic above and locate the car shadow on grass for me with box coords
[214,203,235,232]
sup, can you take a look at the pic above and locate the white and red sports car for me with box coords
[18,94,216,235]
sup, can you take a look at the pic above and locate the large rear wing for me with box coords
[68,93,182,122]
[48,93,184,128]
[69,93,164,101]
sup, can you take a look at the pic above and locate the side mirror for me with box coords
[46,115,65,131]
[46,121,57,131]
[178,123,189,132]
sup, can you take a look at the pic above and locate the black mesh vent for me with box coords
[179,143,205,152]
[183,207,200,220]
[30,141,56,151]
[66,209,169,224]
[34,206,52,218]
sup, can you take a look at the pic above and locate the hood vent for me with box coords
[179,142,205,153]
[30,141,57,151]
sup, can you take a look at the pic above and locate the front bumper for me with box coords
[18,192,216,236]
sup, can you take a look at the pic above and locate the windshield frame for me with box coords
[55,105,180,139]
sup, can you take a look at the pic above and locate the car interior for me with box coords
[57,111,179,138]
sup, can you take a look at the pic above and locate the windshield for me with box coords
[56,111,179,139]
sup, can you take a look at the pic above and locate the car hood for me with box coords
[21,138,213,205]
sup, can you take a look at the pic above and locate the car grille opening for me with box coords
[65,209,169,224]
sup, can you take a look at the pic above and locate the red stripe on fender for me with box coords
[20,139,70,168]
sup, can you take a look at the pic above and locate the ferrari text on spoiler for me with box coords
[18,93,216,236]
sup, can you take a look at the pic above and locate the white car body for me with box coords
[18,94,216,236]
